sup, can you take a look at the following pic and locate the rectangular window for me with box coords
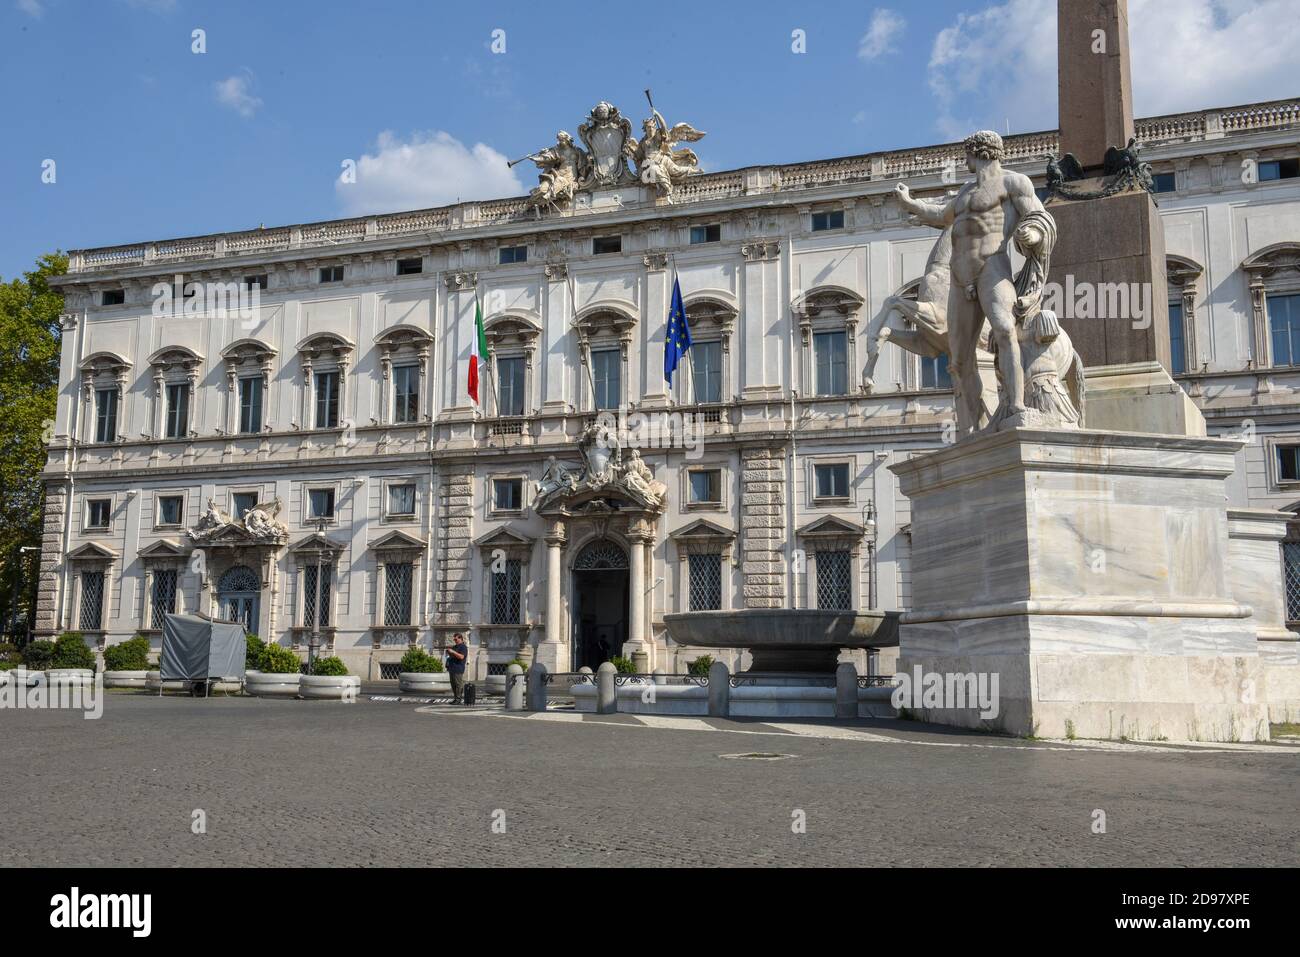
[79,569,105,631]
[101,289,125,306]
[165,383,189,439]
[1169,301,1186,376]
[315,370,340,428]
[244,274,268,290]
[592,236,622,255]
[688,469,721,505]
[498,245,528,265]
[816,550,852,610]
[384,562,413,626]
[157,496,183,526]
[691,340,723,404]
[493,478,523,512]
[814,463,850,500]
[319,266,344,283]
[811,210,845,232]
[238,376,263,434]
[690,224,721,245]
[387,483,416,517]
[94,388,118,443]
[591,349,621,410]
[688,552,723,611]
[1259,159,1300,182]
[814,330,848,396]
[232,492,258,520]
[1279,445,1300,482]
[308,488,336,520]
[396,257,423,276]
[1285,541,1300,623]
[1152,172,1176,194]
[152,568,177,627]
[87,499,111,528]
[497,356,526,416]
[303,563,333,627]
[921,354,952,390]
[490,559,522,624]
[1269,294,1300,367]
[392,365,419,423]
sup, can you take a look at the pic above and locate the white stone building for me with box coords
[37,97,1300,679]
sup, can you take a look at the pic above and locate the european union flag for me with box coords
[664,276,692,386]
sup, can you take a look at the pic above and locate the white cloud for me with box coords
[16,0,44,17]
[121,0,177,10]
[926,0,1300,142]
[859,8,907,60]
[214,71,262,118]
[336,131,525,216]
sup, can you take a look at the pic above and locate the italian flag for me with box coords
[468,296,489,405]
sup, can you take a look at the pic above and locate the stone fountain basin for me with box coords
[662,609,900,673]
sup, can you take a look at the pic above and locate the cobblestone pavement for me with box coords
[2,692,1297,868]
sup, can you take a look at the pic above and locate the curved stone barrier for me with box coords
[46,669,96,689]
[243,672,301,698]
[398,672,450,694]
[103,670,150,689]
[299,675,360,700]
[573,680,900,718]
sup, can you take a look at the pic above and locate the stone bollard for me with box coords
[708,660,730,718]
[652,668,667,686]
[836,662,858,719]
[526,661,548,712]
[505,664,525,711]
[596,661,618,714]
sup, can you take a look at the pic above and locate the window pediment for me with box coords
[796,514,866,545]
[147,345,204,372]
[792,285,865,322]
[1166,255,1204,287]
[374,323,434,351]
[1243,242,1300,278]
[80,351,132,379]
[575,300,638,342]
[370,530,427,554]
[684,292,738,333]
[670,518,735,557]
[139,539,187,562]
[68,541,117,562]
[483,312,542,349]
[475,526,534,561]
[221,338,277,367]
[296,332,355,362]
[290,531,345,558]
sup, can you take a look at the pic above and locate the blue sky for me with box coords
[1,0,1295,280]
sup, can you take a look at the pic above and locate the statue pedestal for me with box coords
[891,428,1270,742]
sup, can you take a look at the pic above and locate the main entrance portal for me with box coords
[571,540,629,671]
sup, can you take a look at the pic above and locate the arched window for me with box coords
[216,565,260,633]
[573,540,629,570]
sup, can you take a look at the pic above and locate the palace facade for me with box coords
[37,97,1300,679]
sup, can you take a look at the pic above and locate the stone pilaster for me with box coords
[34,480,68,636]
[740,446,786,609]
[435,468,474,631]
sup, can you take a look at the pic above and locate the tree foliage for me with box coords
[0,252,66,634]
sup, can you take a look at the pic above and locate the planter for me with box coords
[244,671,301,698]
[103,670,150,689]
[144,671,237,693]
[0,671,10,689]
[398,672,450,694]
[299,674,360,700]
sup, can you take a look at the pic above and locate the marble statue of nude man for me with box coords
[894,130,1050,432]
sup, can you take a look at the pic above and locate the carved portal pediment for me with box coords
[535,420,666,515]
[188,497,287,547]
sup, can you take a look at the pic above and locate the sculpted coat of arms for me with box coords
[517,98,706,213]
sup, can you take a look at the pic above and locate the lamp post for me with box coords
[11,546,39,647]
[861,500,878,610]
[308,517,329,674]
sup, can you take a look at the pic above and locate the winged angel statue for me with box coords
[632,107,706,201]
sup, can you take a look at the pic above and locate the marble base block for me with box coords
[891,428,1269,742]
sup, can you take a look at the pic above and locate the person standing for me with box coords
[446,633,469,704]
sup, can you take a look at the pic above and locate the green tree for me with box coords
[0,253,66,638]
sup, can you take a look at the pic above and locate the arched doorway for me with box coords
[217,565,260,634]
[571,540,629,671]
